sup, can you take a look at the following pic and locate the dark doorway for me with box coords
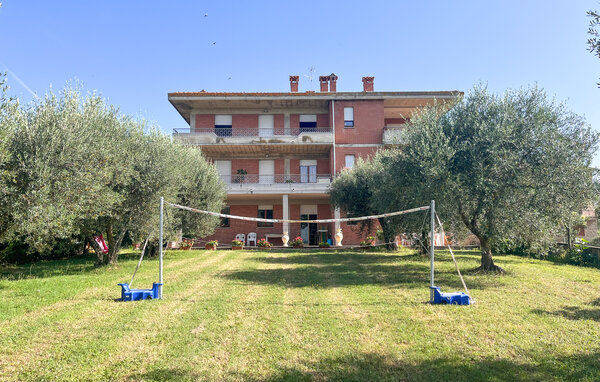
[300,214,318,245]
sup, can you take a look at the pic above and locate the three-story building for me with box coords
[169,74,461,246]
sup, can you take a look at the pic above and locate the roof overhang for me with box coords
[168,91,462,124]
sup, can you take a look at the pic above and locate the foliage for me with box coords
[179,239,194,250]
[257,238,271,248]
[360,236,376,247]
[290,236,304,247]
[318,241,330,248]
[206,240,219,247]
[231,239,244,247]
[0,82,226,265]
[372,85,599,272]
[329,158,398,249]
[587,9,600,86]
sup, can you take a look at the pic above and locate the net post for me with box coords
[159,196,164,299]
[429,200,435,303]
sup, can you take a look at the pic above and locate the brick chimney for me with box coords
[289,75,299,92]
[329,73,338,92]
[319,76,329,92]
[362,76,374,92]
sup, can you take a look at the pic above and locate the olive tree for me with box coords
[329,158,400,249]
[386,85,598,272]
[0,84,226,264]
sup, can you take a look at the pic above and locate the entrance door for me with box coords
[300,205,318,245]
[259,115,274,137]
[300,215,318,245]
[259,160,274,184]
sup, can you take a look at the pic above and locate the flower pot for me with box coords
[232,246,243,250]
[205,244,217,250]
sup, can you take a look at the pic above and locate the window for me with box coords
[344,107,354,127]
[345,154,355,169]
[220,206,230,227]
[300,160,317,183]
[215,115,232,137]
[257,205,274,227]
[299,114,317,132]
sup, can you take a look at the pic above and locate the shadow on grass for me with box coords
[0,251,154,280]
[533,305,600,322]
[266,352,600,382]
[222,252,499,290]
[128,351,600,381]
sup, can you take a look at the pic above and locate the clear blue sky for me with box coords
[1,1,599,163]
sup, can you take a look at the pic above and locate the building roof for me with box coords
[168,91,463,125]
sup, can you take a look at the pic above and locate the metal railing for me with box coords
[173,127,332,137]
[220,174,332,185]
[382,126,405,144]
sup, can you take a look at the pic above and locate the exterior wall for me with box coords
[334,100,384,144]
[194,114,214,131]
[334,146,379,173]
[232,114,258,130]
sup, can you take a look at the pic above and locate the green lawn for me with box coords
[1,249,600,381]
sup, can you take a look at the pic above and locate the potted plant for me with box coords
[180,239,194,250]
[257,238,272,249]
[231,239,244,250]
[319,241,330,248]
[290,236,304,248]
[205,240,218,250]
[233,169,247,183]
[360,235,376,248]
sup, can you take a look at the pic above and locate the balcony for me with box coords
[221,174,332,195]
[173,127,333,145]
[382,126,405,145]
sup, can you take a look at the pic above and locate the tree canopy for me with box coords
[0,81,226,264]
[332,84,599,272]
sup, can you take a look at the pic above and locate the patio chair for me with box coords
[247,232,257,246]
[235,233,245,244]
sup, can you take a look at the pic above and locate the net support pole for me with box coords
[159,196,164,299]
[429,199,435,303]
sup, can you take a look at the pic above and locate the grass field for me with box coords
[1,249,600,381]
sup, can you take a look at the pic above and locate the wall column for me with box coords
[283,194,289,234]
[334,208,341,230]
[284,113,290,135]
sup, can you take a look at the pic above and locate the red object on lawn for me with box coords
[94,234,109,254]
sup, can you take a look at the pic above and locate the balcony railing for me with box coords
[174,127,332,137]
[220,174,332,185]
[382,126,405,144]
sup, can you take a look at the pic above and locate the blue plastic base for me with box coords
[118,282,162,301]
[430,286,470,305]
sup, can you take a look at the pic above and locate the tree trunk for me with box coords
[104,222,127,265]
[87,236,105,267]
[145,241,159,258]
[378,218,398,250]
[476,236,505,273]
[420,228,430,256]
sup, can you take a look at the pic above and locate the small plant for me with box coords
[205,240,219,249]
[231,239,244,247]
[319,242,330,248]
[233,169,247,183]
[360,236,376,247]
[290,236,304,248]
[284,178,294,183]
[257,238,272,248]
[179,239,194,250]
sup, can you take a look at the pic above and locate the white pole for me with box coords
[430,200,435,303]
[159,196,164,299]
